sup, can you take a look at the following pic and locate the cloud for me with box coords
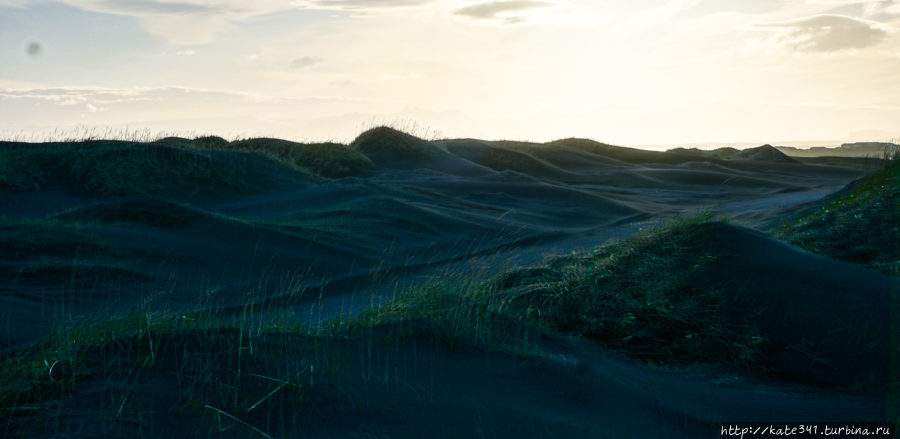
[0,0,30,7]
[0,86,401,141]
[378,72,422,81]
[807,0,900,17]
[290,0,435,10]
[329,78,356,86]
[85,0,219,14]
[56,0,294,44]
[690,0,787,15]
[453,1,555,23]
[0,86,381,110]
[756,15,888,52]
[57,0,441,44]
[0,78,43,89]
[0,87,150,106]
[176,49,196,56]
[290,56,324,69]
[863,0,900,17]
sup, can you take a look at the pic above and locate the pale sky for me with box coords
[2,0,899,147]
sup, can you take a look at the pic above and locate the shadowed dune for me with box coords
[443,139,575,179]
[351,127,490,175]
[689,222,890,389]
[3,322,885,438]
[737,144,798,162]
[495,219,893,392]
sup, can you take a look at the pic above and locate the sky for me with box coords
[1,0,899,147]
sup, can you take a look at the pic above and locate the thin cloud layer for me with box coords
[0,86,389,135]
[808,0,899,10]
[81,0,219,14]
[757,14,888,52]
[290,56,324,69]
[57,0,441,44]
[0,0,30,7]
[0,86,372,110]
[57,0,282,15]
[454,1,555,23]
[291,0,434,9]
[56,0,293,44]
[691,0,787,15]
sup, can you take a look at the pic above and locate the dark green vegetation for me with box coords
[496,215,892,389]
[354,215,773,375]
[0,128,895,437]
[0,140,315,197]
[781,160,899,276]
[494,214,764,370]
[224,138,373,178]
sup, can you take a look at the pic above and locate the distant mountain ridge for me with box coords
[776,142,899,158]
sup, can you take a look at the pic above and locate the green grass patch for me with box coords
[347,280,539,354]
[341,214,767,375]
[781,160,899,276]
[0,308,332,435]
[493,213,766,372]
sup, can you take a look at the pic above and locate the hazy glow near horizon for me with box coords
[1,0,899,147]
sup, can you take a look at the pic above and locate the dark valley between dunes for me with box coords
[0,127,897,438]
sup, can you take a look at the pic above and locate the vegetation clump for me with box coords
[0,311,318,437]
[350,126,435,162]
[226,138,373,178]
[493,214,766,372]
[346,214,769,375]
[781,160,899,276]
[0,141,288,196]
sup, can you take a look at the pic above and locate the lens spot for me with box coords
[26,41,42,57]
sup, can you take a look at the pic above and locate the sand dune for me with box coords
[696,223,890,389]
[0,129,894,438]
[11,323,885,438]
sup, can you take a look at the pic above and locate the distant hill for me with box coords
[667,144,797,163]
[776,142,899,158]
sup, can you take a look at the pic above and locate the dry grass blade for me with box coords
[204,405,274,439]
[247,381,289,412]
